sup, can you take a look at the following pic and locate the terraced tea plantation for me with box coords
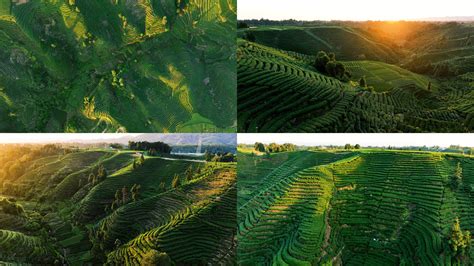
[238,149,474,265]
[237,22,474,133]
[0,0,236,132]
[0,144,236,264]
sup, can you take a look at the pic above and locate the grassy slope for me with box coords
[238,149,474,265]
[0,149,236,265]
[241,26,400,62]
[0,0,236,132]
[237,39,473,133]
[344,60,439,92]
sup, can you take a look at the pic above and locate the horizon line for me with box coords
[238,17,474,22]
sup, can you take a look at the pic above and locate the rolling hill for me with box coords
[0,143,236,264]
[238,148,474,265]
[0,0,236,132]
[237,22,474,133]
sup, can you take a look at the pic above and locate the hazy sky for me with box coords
[238,0,474,21]
[239,134,474,148]
[0,133,142,143]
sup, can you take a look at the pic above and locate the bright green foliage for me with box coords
[0,0,237,132]
[238,149,474,265]
[449,217,471,258]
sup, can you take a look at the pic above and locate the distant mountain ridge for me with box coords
[128,134,237,146]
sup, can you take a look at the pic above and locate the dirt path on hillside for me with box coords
[317,203,332,262]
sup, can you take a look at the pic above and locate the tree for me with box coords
[325,61,337,77]
[141,250,173,266]
[334,62,346,79]
[122,186,129,204]
[131,184,141,201]
[314,51,330,72]
[237,22,249,28]
[185,165,194,181]
[359,77,367,87]
[449,217,471,260]
[328,52,336,61]
[88,173,96,185]
[254,142,265,152]
[140,154,145,164]
[354,144,361,149]
[204,151,213,161]
[244,32,256,42]
[172,174,180,189]
[114,239,122,248]
[344,144,352,150]
[114,189,121,206]
[97,165,107,181]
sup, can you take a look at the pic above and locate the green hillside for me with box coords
[344,61,440,92]
[238,22,474,133]
[238,26,401,62]
[0,0,236,132]
[0,144,236,264]
[238,149,474,265]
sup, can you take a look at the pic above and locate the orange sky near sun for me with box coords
[238,0,474,21]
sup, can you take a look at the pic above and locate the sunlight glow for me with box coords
[238,134,474,148]
[238,0,474,21]
[0,134,143,143]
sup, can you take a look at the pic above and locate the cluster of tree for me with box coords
[128,141,171,154]
[204,152,236,162]
[172,145,236,155]
[238,22,249,28]
[185,165,200,182]
[243,32,256,42]
[405,58,461,78]
[357,77,375,92]
[132,154,146,169]
[87,165,107,187]
[344,144,361,150]
[170,164,204,190]
[448,217,471,262]
[313,51,351,81]
[141,249,174,265]
[237,19,330,27]
[171,174,181,189]
[109,143,123,149]
[253,142,297,153]
[109,184,141,211]
[0,198,25,216]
